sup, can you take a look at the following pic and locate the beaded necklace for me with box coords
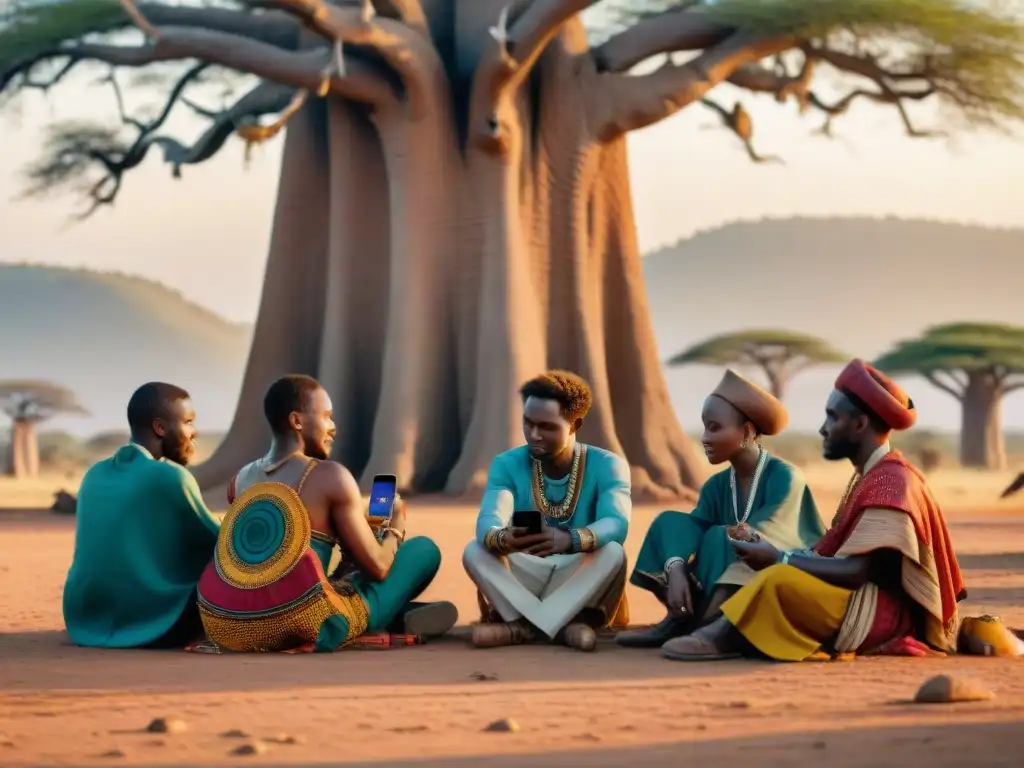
[729,444,768,525]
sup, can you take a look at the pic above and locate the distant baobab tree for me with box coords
[0,380,88,479]
[667,329,846,401]
[874,323,1024,471]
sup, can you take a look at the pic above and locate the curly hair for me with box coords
[519,370,593,422]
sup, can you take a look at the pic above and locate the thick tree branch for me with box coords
[8,31,393,105]
[470,0,596,152]
[374,0,428,37]
[1004,376,1024,394]
[591,8,733,74]
[596,31,796,140]
[925,371,965,401]
[252,0,445,117]
[2,4,302,94]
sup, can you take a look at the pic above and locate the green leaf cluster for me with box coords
[1,0,130,73]
[873,322,1024,374]
[602,0,1024,127]
[666,328,847,366]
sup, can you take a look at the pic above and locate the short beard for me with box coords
[162,437,190,466]
[302,436,329,461]
[822,439,857,462]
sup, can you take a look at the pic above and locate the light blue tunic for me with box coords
[475,444,631,547]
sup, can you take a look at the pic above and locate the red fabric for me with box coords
[863,635,946,658]
[815,451,965,640]
[227,475,237,505]
[858,589,914,652]
[197,550,327,612]
[184,633,421,654]
[835,358,917,431]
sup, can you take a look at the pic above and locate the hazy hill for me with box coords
[0,264,252,436]
[644,216,1024,432]
[2,216,1022,438]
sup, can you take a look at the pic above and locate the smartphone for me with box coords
[511,509,543,535]
[368,474,398,520]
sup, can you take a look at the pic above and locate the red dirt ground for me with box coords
[1,502,1023,766]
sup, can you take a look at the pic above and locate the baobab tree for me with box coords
[667,329,846,401]
[2,1,1022,500]
[0,380,88,478]
[874,323,1024,471]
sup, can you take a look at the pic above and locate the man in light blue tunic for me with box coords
[462,371,631,652]
[63,382,221,648]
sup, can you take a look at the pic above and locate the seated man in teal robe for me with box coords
[63,382,220,648]
[463,371,632,652]
[617,370,826,648]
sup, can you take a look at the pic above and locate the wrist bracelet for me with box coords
[777,550,791,566]
[664,557,686,574]
[569,528,583,554]
[386,527,405,546]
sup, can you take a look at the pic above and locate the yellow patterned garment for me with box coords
[196,482,368,652]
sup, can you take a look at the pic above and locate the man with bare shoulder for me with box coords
[196,374,457,652]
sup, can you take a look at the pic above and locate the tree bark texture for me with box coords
[959,373,1007,471]
[4,421,40,479]
[192,3,715,503]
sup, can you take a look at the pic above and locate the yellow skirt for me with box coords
[721,564,852,661]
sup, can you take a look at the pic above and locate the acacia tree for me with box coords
[874,323,1024,471]
[0,380,88,478]
[2,0,1022,500]
[667,329,846,401]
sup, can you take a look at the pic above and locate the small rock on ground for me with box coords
[264,733,303,745]
[231,742,269,756]
[221,729,251,739]
[914,675,995,704]
[146,717,187,734]
[484,718,520,733]
[0,734,14,748]
[99,748,127,759]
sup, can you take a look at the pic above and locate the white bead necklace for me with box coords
[730,444,767,525]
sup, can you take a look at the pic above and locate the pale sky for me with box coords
[3,64,1024,323]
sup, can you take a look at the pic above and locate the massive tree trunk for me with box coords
[4,420,40,479]
[959,373,1006,471]
[762,365,786,402]
[193,4,706,503]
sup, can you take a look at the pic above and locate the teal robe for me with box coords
[62,443,220,648]
[476,444,631,547]
[632,454,825,594]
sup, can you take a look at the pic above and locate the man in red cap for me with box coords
[660,359,969,662]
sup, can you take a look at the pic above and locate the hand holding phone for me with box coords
[368,474,397,519]
[511,509,543,535]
